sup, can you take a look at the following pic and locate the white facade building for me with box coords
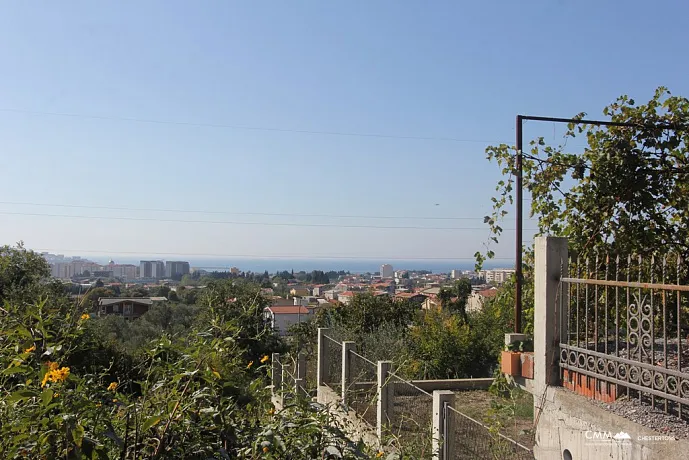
[380,264,394,278]
[263,305,311,336]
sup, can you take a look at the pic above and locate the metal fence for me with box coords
[445,405,533,460]
[346,350,378,428]
[559,254,689,419]
[323,334,343,393]
[387,372,434,459]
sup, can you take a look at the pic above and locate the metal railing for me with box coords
[559,254,689,419]
[323,334,342,393]
[445,404,533,460]
[346,350,378,428]
[387,372,434,458]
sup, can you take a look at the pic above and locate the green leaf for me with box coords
[142,415,162,432]
[41,389,53,406]
[8,389,37,402]
[71,423,85,448]
[1,365,30,375]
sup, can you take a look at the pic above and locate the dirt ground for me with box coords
[453,389,535,449]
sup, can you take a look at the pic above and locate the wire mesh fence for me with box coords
[346,351,378,428]
[280,354,299,402]
[387,373,434,459]
[446,405,534,460]
[323,335,342,394]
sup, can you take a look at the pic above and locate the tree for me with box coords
[479,88,689,334]
[481,87,689,261]
[0,243,51,304]
[95,278,104,288]
[156,285,171,298]
[81,287,115,311]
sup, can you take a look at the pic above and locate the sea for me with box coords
[89,257,512,274]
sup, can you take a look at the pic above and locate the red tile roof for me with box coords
[479,289,498,298]
[264,306,310,315]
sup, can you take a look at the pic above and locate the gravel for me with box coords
[593,395,689,440]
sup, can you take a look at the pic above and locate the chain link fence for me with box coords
[323,335,342,394]
[446,405,534,460]
[346,350,378,428]
[387,373,434,458]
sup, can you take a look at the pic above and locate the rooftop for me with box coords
[264,305,310,315]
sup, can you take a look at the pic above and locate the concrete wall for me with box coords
[535,387,689,460]
[533,238,689,460]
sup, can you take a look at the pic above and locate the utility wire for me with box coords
[34,247,516,261]
[0,108,509,144]
[0,211,538,231]
[0,200,538,222]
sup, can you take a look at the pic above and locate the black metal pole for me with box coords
[511,114,668,334]
[515,115,523,333]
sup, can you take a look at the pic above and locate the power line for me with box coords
[0,200,538,222]
[0,108,509,144]
[33,247,516,261]
[1,211,539,231]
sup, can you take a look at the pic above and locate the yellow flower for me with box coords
[376,451,384,458]
[112,398,118,403]
[23,345,35,354]
[267,408,275,415]
[41,364,70,387]
[107,382,118,392]
[80,313,90,321]
[262,446,269,453]
[54,393,59,398]
[247,361,253,369]
[260,355,269,364]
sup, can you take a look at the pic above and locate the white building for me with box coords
[380,264,394,279]
[140,261,166,279]
[263,305,311,336]
[480,269,515,285]
[451,269,464,279]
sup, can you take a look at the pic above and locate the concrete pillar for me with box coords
[432,390,455,460]
[297,352,306,381]
[534,236,568,396]
[317,328,330,387]
[341,341,355,404]
[377,360,394,440]
[271,352,282,396]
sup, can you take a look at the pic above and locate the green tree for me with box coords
[0,243,51,304]
[482,87,689,261]
[80,287,115,311]
[94,278,104,288]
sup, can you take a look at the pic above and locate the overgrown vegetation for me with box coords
[0,245,375,459]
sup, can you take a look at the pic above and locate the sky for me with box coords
[1,0,688,265]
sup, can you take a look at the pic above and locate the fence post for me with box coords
[271,353,282,396]
[432,390,455,460]
[341,341,355,404]
[377,360,393,440]
[296,352,307,396]
[317,328,330,387]
[534,236,568,396]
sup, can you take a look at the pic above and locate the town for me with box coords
[42,251,513,335]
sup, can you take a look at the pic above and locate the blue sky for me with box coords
[1,0,687,264]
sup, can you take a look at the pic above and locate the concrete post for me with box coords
[297,352,306,380]
[341,341,355,404]
[534,236,568,396]
[296,352,307,397]
[317,328,330,387]
[271,353,282,396]
[377,360,394,440]
[432,390,455,460]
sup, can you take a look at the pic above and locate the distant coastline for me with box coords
[74,256,513,274]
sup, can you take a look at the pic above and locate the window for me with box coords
[113,304,120,313]
[123,304,132,315]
